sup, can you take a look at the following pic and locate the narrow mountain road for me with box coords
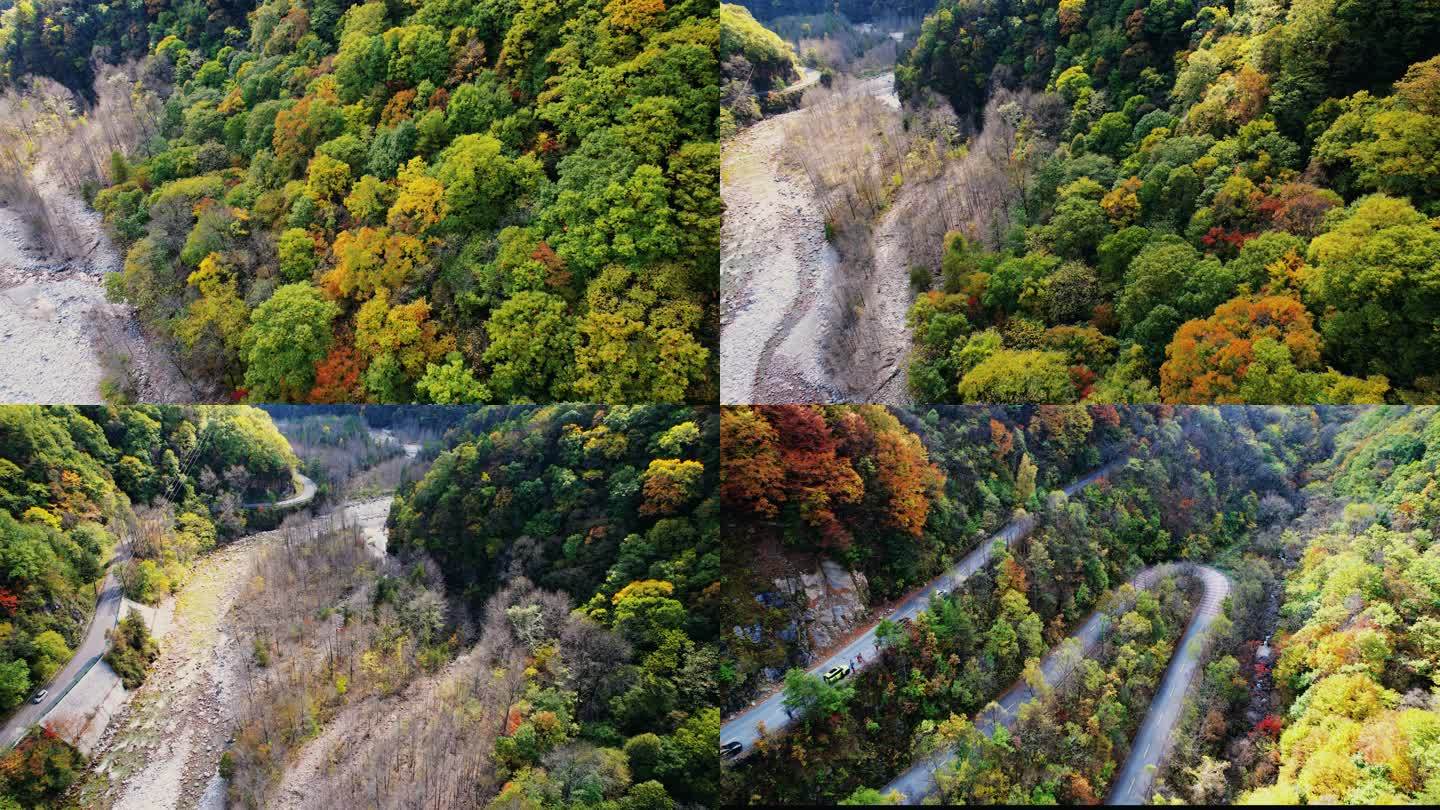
[788,66,822,95]
[0,540,130,748]
[242,472,316,509]
[882,563,1232,804]
[2,472,313,750]
[721,457,1128,756]
[1106,564,1232,805]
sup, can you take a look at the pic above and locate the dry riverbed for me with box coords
[73,498,395,809]
[0,175,197,403]
[720,72,912,404]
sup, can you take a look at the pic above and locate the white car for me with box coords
[30,689,47,704]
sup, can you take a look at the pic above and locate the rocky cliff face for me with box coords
[754,558,870,679]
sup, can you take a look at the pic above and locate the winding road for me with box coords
[882,562,1231,804]
[721,457,1128,756]
[0,541,130,748]
[242,473,317,510]
[1106,564,1231,805]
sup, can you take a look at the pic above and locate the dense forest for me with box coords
[897,0,1440,404]
[1,0,719,404]
[0,0,252,94]
[387,404,720,808]
[719,404,1349,803]
[1228,406,1440,803]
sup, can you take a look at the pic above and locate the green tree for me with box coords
[122,559,170,604]
[841,787,903,805]
[611,580,686,649]
[434,134,540,231]
[1042,179,1112,260]
[483,291,575,402]
[415,352,489,404]
[243,284,340,401]
[0,659,30,709]
[1304,194,1440,385]
[782,667,855,720]
[30,631,70,683]
[277,228,319,283]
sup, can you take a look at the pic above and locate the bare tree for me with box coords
[0,60,162,261]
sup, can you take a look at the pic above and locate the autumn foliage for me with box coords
[722,406,941,549]
[1160,295,1322,403]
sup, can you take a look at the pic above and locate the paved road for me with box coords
[1106,564,1231,805]
[721,458,1128,758]
[243,472,316,509]
[2,470,315,749]
[882,563,1231,804]
[0,540,129,748]
[785,66,822,95]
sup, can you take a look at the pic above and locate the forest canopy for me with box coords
[898,0,1440,404]
[389,404,720,808]
[0,0,720,404]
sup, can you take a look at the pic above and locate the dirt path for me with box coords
[721,72,914,404]
[0,173,199,403]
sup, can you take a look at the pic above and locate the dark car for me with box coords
[897,616,912,626]
[722,741,744,758]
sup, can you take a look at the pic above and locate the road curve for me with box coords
[0,539,129,749]
[721,458,1128,758]
[1106,564,1231,805]
[243,472,316,510]
[882,563,1231,805]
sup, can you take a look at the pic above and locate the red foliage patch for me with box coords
[1254,714,1283,738]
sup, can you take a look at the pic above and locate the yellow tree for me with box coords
[386,157,447,234]
[354,290,455,401]
[175,252,248,366]
[324,227,428,300]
